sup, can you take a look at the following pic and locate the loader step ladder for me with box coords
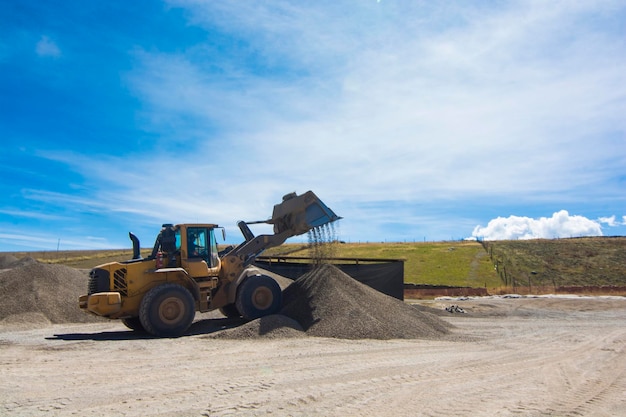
[196,278,218,312]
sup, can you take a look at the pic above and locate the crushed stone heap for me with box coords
[210,314,305,340]
[280,263,452,340]
[0,260,104,326]
[216,263,452,340]
[0,254,19,269]
[0,254,36,270]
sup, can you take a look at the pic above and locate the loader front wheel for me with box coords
[219,303,241,318]
[235,275,282,320]
[139,284,195,337]
[122,317,145,332]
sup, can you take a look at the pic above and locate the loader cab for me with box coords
[178,224,221,277]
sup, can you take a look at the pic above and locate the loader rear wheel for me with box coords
[139,284,195,337]
[219,303,241,318]
[235,275,282,320]
[122,317,145,332]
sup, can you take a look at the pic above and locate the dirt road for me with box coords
[1,296,625,416]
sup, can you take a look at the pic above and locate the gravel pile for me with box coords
[0,254,19,268]
[210,314,305,339]
[0,254,38,270]
[280,264,452,340]
[0,259,103,326]
[212,264,452,340]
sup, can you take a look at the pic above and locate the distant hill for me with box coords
[482,237,626,290]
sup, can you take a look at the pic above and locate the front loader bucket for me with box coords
[270,191,341,236]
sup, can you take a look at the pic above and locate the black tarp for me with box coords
[253,258,405,300]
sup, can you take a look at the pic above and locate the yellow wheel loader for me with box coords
[78,191,340,337]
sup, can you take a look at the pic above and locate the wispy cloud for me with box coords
[128,1,626,201]
[35,35,61,58]
[2,1,624,250]
[0,209,67,221]
[0,232,112,251]
[54,2,626,237]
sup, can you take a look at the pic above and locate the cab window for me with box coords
[209,229,219,267]
[187,227,207,259]
[187,227,219,267]
[175,229,181,251]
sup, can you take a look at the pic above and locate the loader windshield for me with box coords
[187,226,219,268]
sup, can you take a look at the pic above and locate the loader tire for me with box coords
[235,275,282,320]
[219,303,241,318]
[122,317,145,332]
[139,283,195,337]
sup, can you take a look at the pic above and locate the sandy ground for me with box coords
[1,296,625,417]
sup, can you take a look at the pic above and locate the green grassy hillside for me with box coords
[264,241,500,288]
[483,237,626,288]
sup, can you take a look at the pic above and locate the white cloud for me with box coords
[471,210,604,240]
[35,35,61,58]
[598,215,617,227]
[598,215,626,227]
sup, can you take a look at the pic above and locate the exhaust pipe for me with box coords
[128,232,142,260]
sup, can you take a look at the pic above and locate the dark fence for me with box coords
[254,256,405,300]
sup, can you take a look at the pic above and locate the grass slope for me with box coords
[265,241,500,288]
[484,237,626,288]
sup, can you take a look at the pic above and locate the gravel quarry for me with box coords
[1,254,625,416]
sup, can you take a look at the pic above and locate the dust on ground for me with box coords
[1,254,625,416]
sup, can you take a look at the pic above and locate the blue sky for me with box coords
[1,0,625,252]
